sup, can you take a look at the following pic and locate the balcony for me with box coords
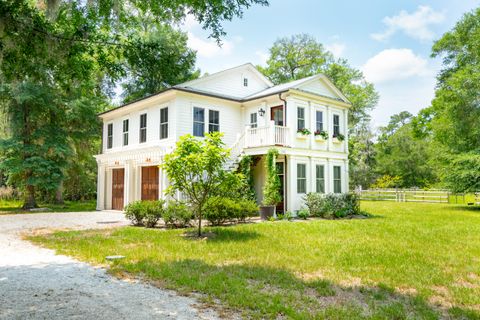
[230,121,291,159]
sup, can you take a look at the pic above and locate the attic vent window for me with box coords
[243,78,248,87]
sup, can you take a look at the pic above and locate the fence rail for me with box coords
[358,189,480,204]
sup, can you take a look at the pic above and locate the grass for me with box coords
[0,199,96,214]
[29,201,480,319]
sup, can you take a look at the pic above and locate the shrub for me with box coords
[143,200,165,228]
[303,193,361,219]
[124,200,164,227]
[124,201,145,226]
[163,201,193,228]
[297,208,309,220]
[204,197,258,225]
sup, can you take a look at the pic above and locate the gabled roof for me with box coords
[99,64,350,117]
[175,62,274,90]
[245,74,350,103]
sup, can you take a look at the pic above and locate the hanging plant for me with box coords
[262,148,282,206]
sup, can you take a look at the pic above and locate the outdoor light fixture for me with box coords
[258,108,265,117]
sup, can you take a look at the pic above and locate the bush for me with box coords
[124,200,164,227]
[163,201,193,228]
[204,197,258,225]
[124,201,145,226]
[143,200,165,228]
[303,193,361,219]
[297,208,309,220]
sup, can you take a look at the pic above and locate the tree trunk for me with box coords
[197,209,202,237]
[23,184,37,209]
[55,180,64,204]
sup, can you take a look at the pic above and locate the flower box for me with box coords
[296,132,308,139]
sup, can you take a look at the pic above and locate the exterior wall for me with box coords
[184,67,269,98]
[102,98,176,154]
[286,154,348,212]
[174,93,243,148]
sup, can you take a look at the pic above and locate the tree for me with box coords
[374,112,436,188]
[443,153,480,193]
[0,0,268,208]
[121,24,200,103]
[163,132,243,236]
[258,34,378,130]
[427,7,480,154]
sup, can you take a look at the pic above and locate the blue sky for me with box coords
[182,0,479,128]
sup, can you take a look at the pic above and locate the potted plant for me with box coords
[332,133,345,143]
[260,148,282,220]
[296,128,311,139]
[314,130,328,141]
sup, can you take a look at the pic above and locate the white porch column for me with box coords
[308,156,314,194]
[344,109,349,153]
[344,159,349,193]
[326,105,331,151]
[124,160,134,206]
[96,163,106,210]
[326,158,331,194]
[105,168,112,210]
[286,155,294,212]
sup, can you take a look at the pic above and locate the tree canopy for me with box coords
[0,0,268,208]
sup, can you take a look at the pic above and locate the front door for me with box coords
[276,162,285,213]
[270,106,284,126]
[141,166,159,201]
[112,168,124,210]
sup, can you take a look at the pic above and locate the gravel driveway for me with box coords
[0,211,219,319]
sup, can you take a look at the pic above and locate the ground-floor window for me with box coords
[297,163,306,193]
[316,164,325,193]
[333,166,342,193]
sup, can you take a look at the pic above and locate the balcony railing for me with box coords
[230,121,291,157]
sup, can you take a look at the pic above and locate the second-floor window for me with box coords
[209,110,220,133]
[243,78,248,87]
[333,114,340,136]
[333,166,342,193]
[139,113,147,143]
[122,119,129,146]
[107,123,113,149]
[297,107,305,130]
[250,112,257,128]
[160,107,168,139]
[316,111,323,132]
[316,164,325,193]
[193,107,205,137]
[297,163,306,193]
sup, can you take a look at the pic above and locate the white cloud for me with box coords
[325,42,346,58]
[255,50,269,65]
[371,5,445,41]
[187,32,234,58]
[362,48,430,84]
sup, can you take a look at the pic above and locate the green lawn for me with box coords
[29,202,480,319]
[0,199,96,214]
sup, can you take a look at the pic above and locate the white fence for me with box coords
[358,189,450,203]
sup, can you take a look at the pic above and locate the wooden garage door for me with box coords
[112,168,125,210]
[141,166,159,201]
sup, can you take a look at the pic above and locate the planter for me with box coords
[332,137,343,144]
[314,136,326,142]
[259,205,275,220]
[296,133,309,139]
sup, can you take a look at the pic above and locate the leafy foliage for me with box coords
[124,200,165,227]
[262,148,281,206]
[163,201,193,228]
[370,175,402,189]
[121,24,199,103]
[303,193,361,219]
[163,132,247,236]
[204,196,258,226]
[443,153,480,193]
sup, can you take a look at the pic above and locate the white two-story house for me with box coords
[95,63,350,212]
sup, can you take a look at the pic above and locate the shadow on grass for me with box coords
[447,205,480,212]
[181,228,261,243]
[116,258,479,319]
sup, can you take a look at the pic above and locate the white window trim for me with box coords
[160,107,168,140]
[122,118,129,146]
[139,113,147,143]
[106,122,113,149]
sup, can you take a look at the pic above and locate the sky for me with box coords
[181,0,479,128]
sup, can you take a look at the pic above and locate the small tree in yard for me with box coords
[261,148,281,216]
[163,132,235,236]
